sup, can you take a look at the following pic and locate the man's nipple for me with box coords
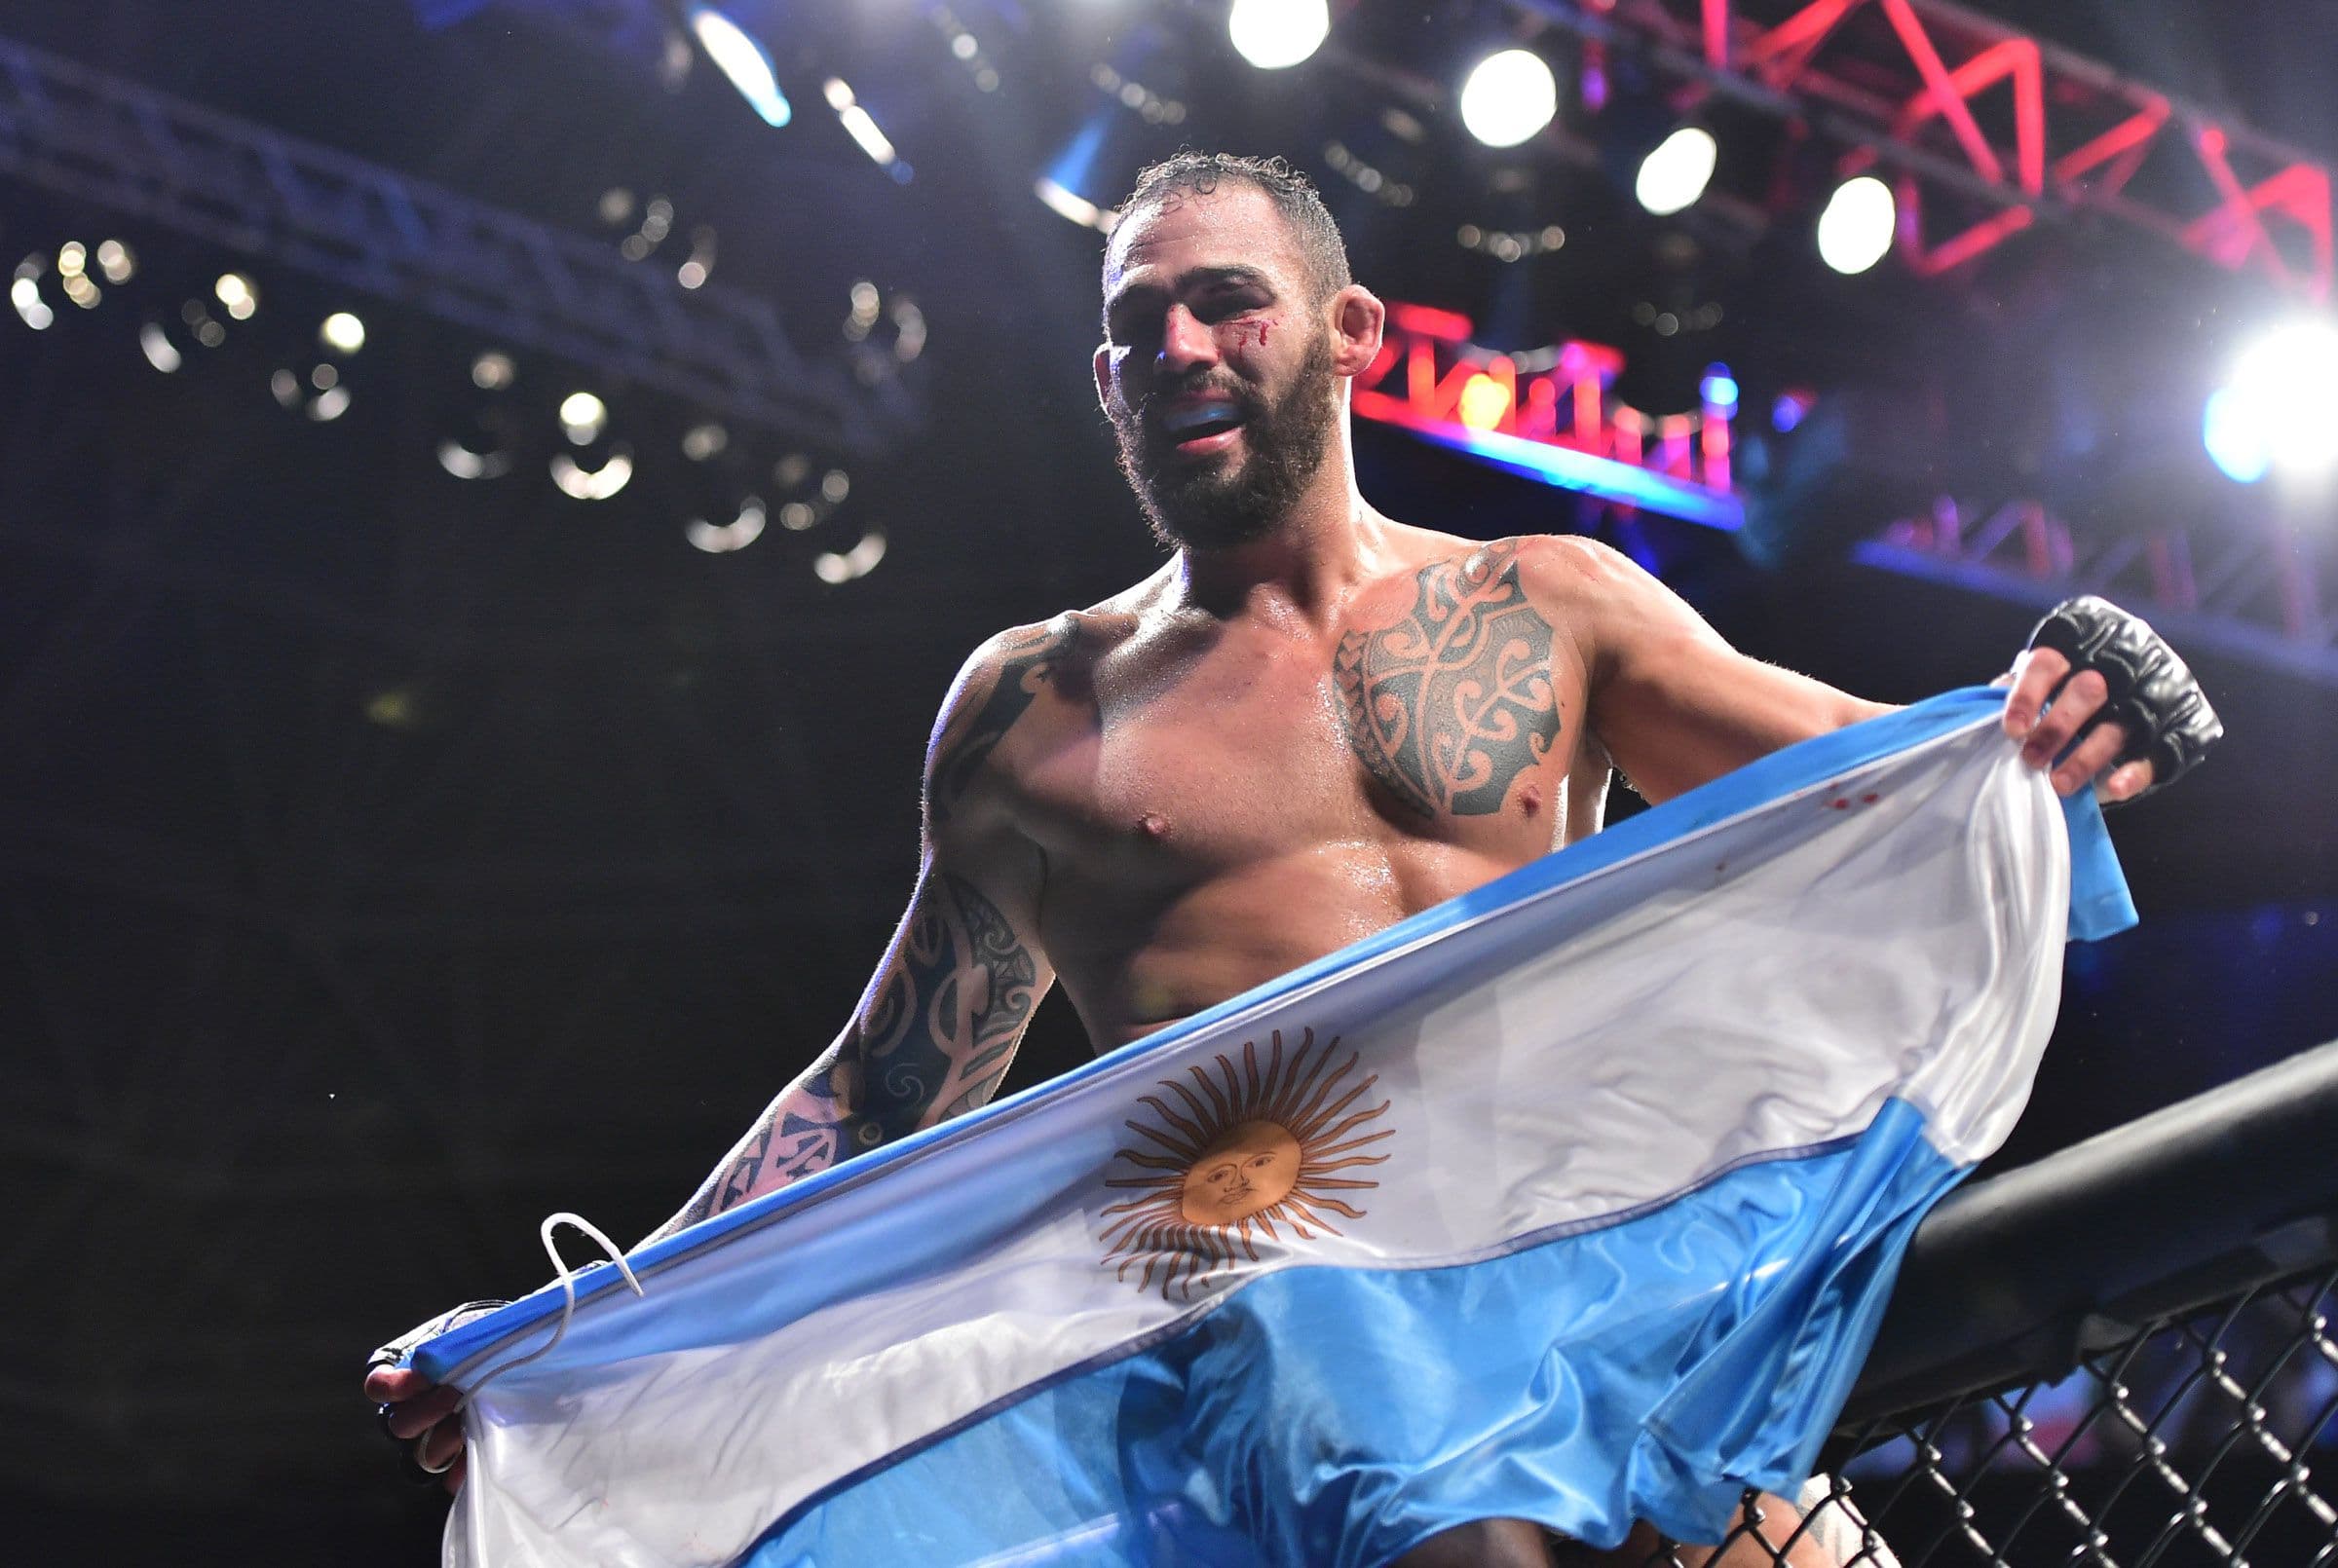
[1520,786,1543,818]
[1138,811,1172,841]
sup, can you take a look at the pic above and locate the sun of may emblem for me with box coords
[1099,1027,1393,1301]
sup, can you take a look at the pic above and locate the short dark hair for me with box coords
[1110,152,1353,303]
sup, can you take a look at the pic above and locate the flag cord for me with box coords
[457,1212,646,1410]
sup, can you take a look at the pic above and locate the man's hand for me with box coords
[363,1297,504,1496]
[365,1363,467,1496]
[2002,596,2222,803]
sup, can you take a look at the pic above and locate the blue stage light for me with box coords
[1700,364,1739,409]
[689,7,790,128]
[2201,386,2269,484]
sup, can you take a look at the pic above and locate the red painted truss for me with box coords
[1595,0,2331,299]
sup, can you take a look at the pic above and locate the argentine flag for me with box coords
[407,689,2134,1567]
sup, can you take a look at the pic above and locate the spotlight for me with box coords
[687,497,767,553]
[272,360,352,422]
[823,78,910,182]
[10,259,54,330]
[141,299,228,369]
[214,272,259,320]
[550,446,633,500]
[471,351,515,391]
[688,6,791,127]
[1459,50,1558,149]
[138,322,182,372]
[1817,175,1895,275]
[1036,105,1127,233]
[2204,317,2338,485]
[811,528,886,583]
[560,391,608,443]
[320,312,366,355]
[1457,373,1511,431]
[550,391,630,499]
[1700,363,1739,409]
[438,352,521,479]
[55,243,100,309]
[1635,127,1717,216]
[1227,0,1330,70]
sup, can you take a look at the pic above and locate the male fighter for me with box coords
[370,154,2219,1565]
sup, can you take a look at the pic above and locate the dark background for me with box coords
[0,2,2330,1560]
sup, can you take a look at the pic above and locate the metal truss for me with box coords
[1355,302,1746,531]
[1856,498,2338,686]
[0,32,910,452]
[1519,0,2334,302]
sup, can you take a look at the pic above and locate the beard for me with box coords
[1110,333,1340,550]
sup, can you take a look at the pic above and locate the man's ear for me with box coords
[1328,285,1384,378]
[1092,342,1114,414]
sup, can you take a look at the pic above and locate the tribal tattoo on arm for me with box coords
[666,870,1041,1232]
[928,622,1071,828]
[1335,540,1563,818]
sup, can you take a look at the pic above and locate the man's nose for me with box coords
[1157,304,1218,372]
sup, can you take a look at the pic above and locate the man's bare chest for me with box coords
[1009,541,1584,872]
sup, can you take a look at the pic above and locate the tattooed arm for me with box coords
[645,625,1065,1242]
[1517,536,1893,806]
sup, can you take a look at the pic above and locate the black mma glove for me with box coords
[2026,596,2222,802]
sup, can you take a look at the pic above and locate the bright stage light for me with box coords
[1817,175,1895,275]
[559,391,608,441]
[1457,373,1511,431]
[1227,0,1330,70]
[550,447,633,500]
[1700,364,1739,409]
[689,6,791,127]
[138,322,180,372]
[2204,317,2338,485]
[11,271,53,331]
[812,528,886,583]
[1459,50,1558,149]
[687,498,767,554]
[320,312,366,354]
[1636,127,1717,216]
[214,272,258,319]
[823,78,908,180]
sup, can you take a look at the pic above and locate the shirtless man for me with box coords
[369,153,2218,1565]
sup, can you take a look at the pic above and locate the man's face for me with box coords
[1095,186,1343,549]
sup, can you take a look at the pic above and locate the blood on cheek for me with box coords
[1221,317,1275,358]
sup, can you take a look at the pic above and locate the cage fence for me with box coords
[1633,1041,2338,1567]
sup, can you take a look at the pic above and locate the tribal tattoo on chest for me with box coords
[1334,541,1563,819]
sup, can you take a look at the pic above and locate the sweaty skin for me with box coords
[372,177,2155,1563]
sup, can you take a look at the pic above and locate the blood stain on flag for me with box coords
[1099,1027,1393,1301]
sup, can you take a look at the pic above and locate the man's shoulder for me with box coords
[1376,527,1634,601]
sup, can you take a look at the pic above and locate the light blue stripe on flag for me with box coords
[745,1100,1958,1564]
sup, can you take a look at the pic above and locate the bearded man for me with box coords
[370,153,2219,1567]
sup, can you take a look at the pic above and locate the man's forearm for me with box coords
[644,1044,873,1244]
